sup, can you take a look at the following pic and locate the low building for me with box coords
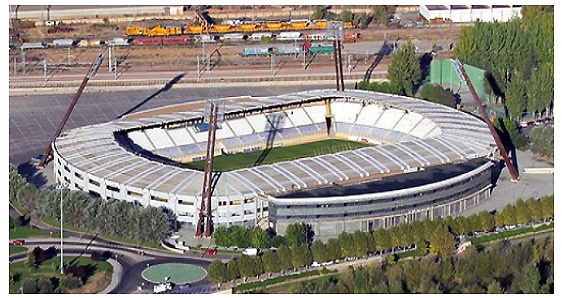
[420,5,522,23]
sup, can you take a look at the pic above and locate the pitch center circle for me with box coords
[141,263,208,284]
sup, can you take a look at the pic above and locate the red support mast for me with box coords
[195,103,219,237]
[452,59,519,181]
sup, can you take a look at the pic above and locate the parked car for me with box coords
[153,282,173,293]
[205,249,217,255]
[12,240,25,246]
[242,248,260,256]
[310,261,321,267]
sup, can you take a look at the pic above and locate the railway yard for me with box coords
[10,14,462,79]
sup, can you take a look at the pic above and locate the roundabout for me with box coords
[141,263,208,284]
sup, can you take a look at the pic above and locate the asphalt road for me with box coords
[9,84,332,166]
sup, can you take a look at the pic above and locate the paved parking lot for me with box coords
[9,84,331,165]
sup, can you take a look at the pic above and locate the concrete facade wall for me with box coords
[271,161,493,239]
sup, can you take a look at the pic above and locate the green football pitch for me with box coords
[141,263,207,284]
[187,138,373,172]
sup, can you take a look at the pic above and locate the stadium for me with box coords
[53,89,498,239]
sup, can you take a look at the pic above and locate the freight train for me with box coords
[241,44,335,56]
[125,19,354,37]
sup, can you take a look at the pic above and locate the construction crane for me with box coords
[451,59,519,181]
[38,54,104,168]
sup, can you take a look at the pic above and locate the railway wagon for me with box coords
[53,39,76,47]
[223,33,247,42]
[242,47,274,56]
[308,44,334,54]
[133,37,162,46]
[21,42,47,50]
[249,32,272,41]
[276,46,302,55]
[9,39,21,49]
[78,39,105,47]
[162,36,192,46]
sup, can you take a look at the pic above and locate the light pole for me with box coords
[56,182,69,274]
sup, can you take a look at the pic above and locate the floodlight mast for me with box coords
[39,53,104,168]
[451,59,519,181]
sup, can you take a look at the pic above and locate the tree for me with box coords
[501,203,517,226]
[387,42,422,96]
[429,224,455,256]
[527,63,553,116]
[487,280,504,294]
[250,227,268,249]
[515,198,532,224]
[213,226,230,247]
[277,245,293,271]
[238,255,257,278]
[312,6,326,19]
[21,278,39,294]
[419,84,457,108]
[478,211,495,231]
[505,74,527,120]
[540,195,554,219]
[352,230,369,257]
[526,198,543,222]
[520,263,541,293]
[262,250,279,273]
[37,277,54,294]
[325,238,341,261]
[59,275,83,291]
[226,259,240,281]
[208,260,228,284]
[284,223,307,247]
[371,6,388,25]
[340,10,353,22]
[338,232,354,258]
[291,244,313,269]
[530,127,554,159]
[311,240,328,263]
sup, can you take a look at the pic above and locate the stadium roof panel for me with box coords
[54,90,497,199]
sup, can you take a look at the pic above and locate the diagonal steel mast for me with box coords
[39,53,104,168]
[451,59,519,181]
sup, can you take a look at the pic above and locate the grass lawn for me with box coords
[9,226,60,240]
[187,139,373,171]
[9,246,28,255]
[396,247,426,260]
[471,222,554,245]
[9,256,112,294]
[233,270,326,293]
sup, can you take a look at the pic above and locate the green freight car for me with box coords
[242,47,274,56]
[308,45,334,54]
[9,39,21,49]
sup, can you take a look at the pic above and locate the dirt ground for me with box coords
[67,271,112,294]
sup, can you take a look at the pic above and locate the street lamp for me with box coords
[56,182,69,274]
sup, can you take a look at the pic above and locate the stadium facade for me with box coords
[53,90,497,238]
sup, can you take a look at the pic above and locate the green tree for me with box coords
[338,232,354,258]
[371,6,388,25]
[501,203,517,226]
[213,226,230,247]
[59,275,83,291]
[226,260,240,280]
[478,211,495,231]
[312,6,326,19]
[419,84,457,108]
[515,198,532,224]
[261,250,279,273]
[540,195,554,219]
[505,74,527,120]
[387,42,422,96]
[208,260,227,284]
[340,10,353,22]
[291,244,313,269]
[374,228,392,253]
[311,240,328,263]
[37,277,54,294]
[487,280,504,294]
[530,127,554,159]
[250,227,268,248]
[526,198,543,222]
[284,223,307,247]
[21,278,39,294]
[429,224,455,256]
[325,238,341,261]
[520,263,541,293]
[277,245,293,271]
[351,230,369,257]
